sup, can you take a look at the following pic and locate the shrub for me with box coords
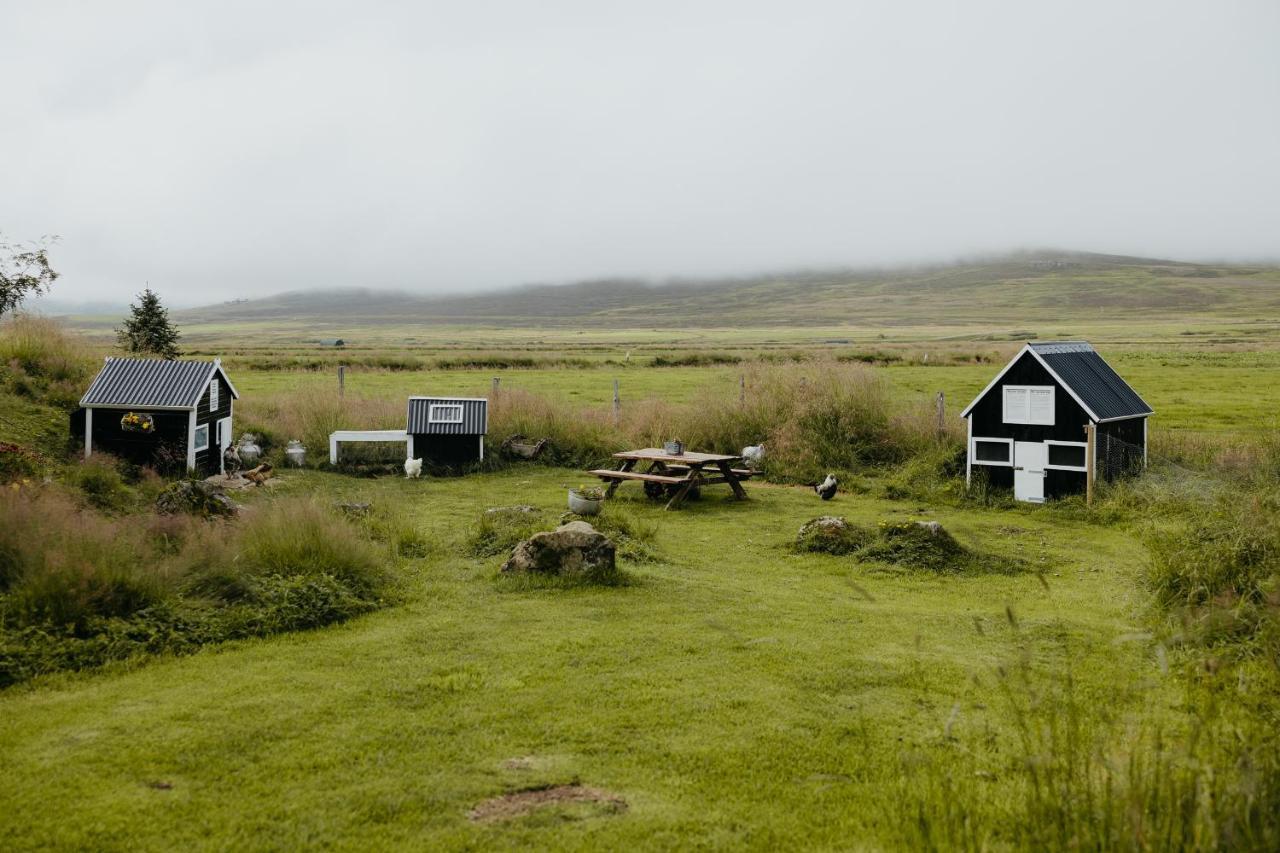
[64,455,133,511]
[222,574,377,635]
[0,441,40,482]
[1146,490,1280,655]
[0,490,397,685]
[230,498,389,598]
[0,488,171,633]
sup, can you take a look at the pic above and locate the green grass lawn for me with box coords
[0,468,1167,850]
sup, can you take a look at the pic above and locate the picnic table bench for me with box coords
[590,448,753,510]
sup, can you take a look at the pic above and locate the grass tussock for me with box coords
[467,505,550,557]
[484,360,961,482]
[0,314,94,409]
[1146,488,1280,658]
[237,389,404,463]
[0,487,398,686]
[895,633,1280,851]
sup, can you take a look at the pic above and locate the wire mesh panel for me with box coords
[1097,432,1146,481]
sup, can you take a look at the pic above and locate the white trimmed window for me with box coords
[1045,440,1088,471]
[209,378,219,410]
[193,424,210,452]
[428,404,464,424]
[971,437,1013,466]
[1003,385,1055,425]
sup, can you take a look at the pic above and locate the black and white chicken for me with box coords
[815,473,838,501]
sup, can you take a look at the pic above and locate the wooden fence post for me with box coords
[338,365,345,398]
[740,374,746,405]
[492,377,500,398]
[1085,423,1096,506]
[613,379,621,425]
[935,391,945,437]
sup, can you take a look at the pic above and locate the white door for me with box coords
[1014,441,1047,503]
[217,417,232,474]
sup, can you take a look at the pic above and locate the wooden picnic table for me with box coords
[589,448,753,510]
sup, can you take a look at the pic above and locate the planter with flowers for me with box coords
[568,484,605,515]
[120,412,155,434]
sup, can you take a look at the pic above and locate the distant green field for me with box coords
[229,346,1280,442]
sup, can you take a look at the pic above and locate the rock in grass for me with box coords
[502,521,617,581]
[155,480,238,518]
[795,516,874,555]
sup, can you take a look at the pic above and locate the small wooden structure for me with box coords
[591,448,753,510]
[406,397,488,465]
[960,341,1152,503]
[72,357,239,476]
[328,396,488,467]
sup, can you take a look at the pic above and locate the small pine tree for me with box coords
[116,287,181,360]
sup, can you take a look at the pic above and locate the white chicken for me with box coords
[742,444,766,468]
[404,457,423,479]
[815,473,838,501]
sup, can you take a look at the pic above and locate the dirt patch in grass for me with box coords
[468,783,627,822]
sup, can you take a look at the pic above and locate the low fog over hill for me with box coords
[174,251,1280,329]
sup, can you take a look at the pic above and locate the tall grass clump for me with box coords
[0,487,171,634]
[0,314,93,408]
[237,389,404,462]
[483,360,962,481]
[652,360,959,482]
[0,489,399,686]
[894,631,1280,850]
[488,388,619,468]
[1146,487,1280,659]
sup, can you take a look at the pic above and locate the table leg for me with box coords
[716,460,749,500]
[605,458,635,498]
[664,465,701,510]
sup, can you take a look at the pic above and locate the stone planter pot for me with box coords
[285,440,306,468]
[568,489,603,516]
[237,435,261,466]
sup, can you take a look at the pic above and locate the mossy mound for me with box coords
[467,506,549,557]
[795,516,875,555]
[856,521,968,572]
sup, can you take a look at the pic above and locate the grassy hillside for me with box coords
[161,251,1280,330]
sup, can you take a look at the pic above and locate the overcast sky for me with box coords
[4,1,1278,307]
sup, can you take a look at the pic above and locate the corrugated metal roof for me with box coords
[1028,342,1153,421]
[80,358,223,409]
[406,397,488,434]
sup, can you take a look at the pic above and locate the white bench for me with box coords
[328,430,413,464]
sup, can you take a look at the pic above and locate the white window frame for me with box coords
[427,403,464,424]
[970,436,1014,467]
[1044,439,1089,472]
[1003,385,1055,425]
[192,423,210,452]
[209,378,219,410]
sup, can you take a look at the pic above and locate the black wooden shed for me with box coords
[405,396,488,465]
[72,357,239,476]
[959,342,1152,502]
